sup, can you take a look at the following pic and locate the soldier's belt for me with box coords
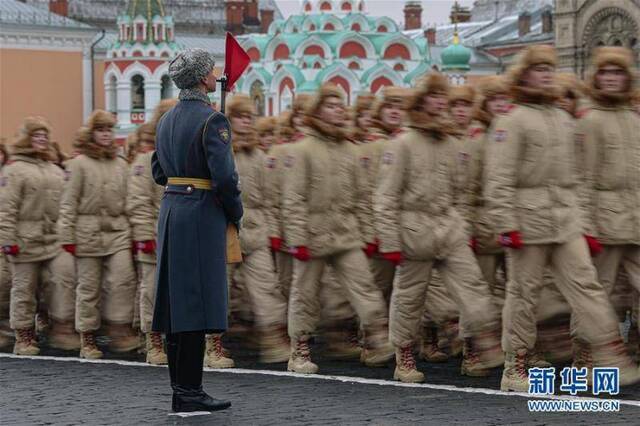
[166,177,212,190]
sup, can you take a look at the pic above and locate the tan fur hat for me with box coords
[507,45,557,85]
[12,116,52,156]
[256,117,277,136]
[449,85,476,105]
[305,83,345,116]
[477,75,509,99]
[149,99,178,128]
[136,122,155,145]
[87,109,116,131]
[592,46,634,72]
[354,92,375,117]
[407,73,449,112]
[556,72,584,99]
[227,94,255,117]
[587,47,636,105]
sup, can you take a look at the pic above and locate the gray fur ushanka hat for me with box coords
[168,48,216,89]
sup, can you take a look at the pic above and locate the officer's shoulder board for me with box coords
[202,111,231,145]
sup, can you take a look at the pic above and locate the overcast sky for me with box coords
[274,0,476,27]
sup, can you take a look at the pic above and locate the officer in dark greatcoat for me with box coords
[151,48,243,413]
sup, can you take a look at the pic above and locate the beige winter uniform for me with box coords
[0,150,75,329]
[58,119,136,333]
[282,122,388,342]
[576,47,640,330]
[228,143,287,328]
[375,123,496,347]
[485,75,622,352]
[126,150,163,333]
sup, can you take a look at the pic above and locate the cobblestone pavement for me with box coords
[1,336,640,425]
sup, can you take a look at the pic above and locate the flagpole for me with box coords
[218,75,228,114]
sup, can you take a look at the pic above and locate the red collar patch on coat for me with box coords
[494,129,507,143]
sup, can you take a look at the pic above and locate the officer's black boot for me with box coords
[165,333,179,411]
[173,331,231,413]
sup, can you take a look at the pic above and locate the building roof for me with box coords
[0,0,93,29]
[95,30,226,56]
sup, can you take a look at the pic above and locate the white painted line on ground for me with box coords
[168,411,213,418]
[2,352,639,408]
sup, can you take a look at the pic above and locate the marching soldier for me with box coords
[375,74,502,383]
[351,93,375,144]
[211,94,289,367]
[0,117,76,355]
[485,45,639,392]
[574,46,640,374]
[126,99,177,365]
[283,84,393,374]
[58,110,138,359]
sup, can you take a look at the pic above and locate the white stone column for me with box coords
[144,80,162,121]
[104,80,116,114]
[82,47,93,120]
[116,80,132,126]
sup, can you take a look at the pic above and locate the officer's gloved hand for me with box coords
[363,242,379,258]
[584,235,603,257]
[290,246,311,262]
[498,231,523,249]
[136,240,156,254]
[381,251,403,266]
[62,244,77,256]
[270,237,283,252]
[1,245,19,256]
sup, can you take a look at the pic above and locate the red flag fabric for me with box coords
[224,32,251,91]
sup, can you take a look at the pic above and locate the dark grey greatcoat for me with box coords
[151,98,243,334]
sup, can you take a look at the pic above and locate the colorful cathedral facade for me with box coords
[236,0,470,116]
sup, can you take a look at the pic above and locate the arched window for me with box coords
[247,47,260,62]
[274,44,290,60]
[303,45,325,58]
[341,1,352,11]
[348,61,360,70]
[131,75,145,110]
[383,43,411,60]
[377,25,387,33]
[250,80,265,116]
[313,62,322,69]
[161,75,172,100]
[320,1,332,11]
[324,23,335,31]
[339,41,367,58]
[351,23,361,32]
[393,63,405,71]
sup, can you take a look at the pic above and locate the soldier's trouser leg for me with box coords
[320,267,356,327]
[439,241,497,339]
[423,269,458,327]
[595,245,640,326]
[390,260,433,347]
[139,262,157,333]
[75,257,103,332]
[101,249,137,326]
[275,251,294,301]
[9,262,41,330]
[288,258,325,339]
[330,249,388,330]
[46,252,77,323]
[0,255,12,334]
[132,264,141,330]
[370,257,396,304]
[241,248,287,327]
[477,254,505,310]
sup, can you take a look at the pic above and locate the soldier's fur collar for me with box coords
[407,110,452,141]
[473,108,493,129]
[74,128,117,160]
[304,115,347,143]
[232,132,259,152]
[511,84,558,105]
[10,143,53,162]
[589,88,631,109]
[372,119,399,137]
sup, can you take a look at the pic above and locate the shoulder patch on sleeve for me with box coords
[0,176,7,187]
[204,112,232,145]
[133,165,145,176]
[63,170,72,182]
[284,154,295,168]
[382,151,394,165]
[266,156,277,169]
[360,156,370,168]
[494,129,507,143]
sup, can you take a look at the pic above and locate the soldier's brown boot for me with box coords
[393,345,424,383]
[537,315,573,363]
[461,338,490,377]
[13,328,39,356]
[473,326,504,369]
[204,334,234,368]
[259,326,290,363]
[500,349,529,392]
[146,332,168,365]
[79,332,103,359]
[442,319,462,357]
[48,319,81,351]
[528,344,552,368]
[361,324,394,367]
[324,327,362,361]
[106,323,141,353]
[287,336,318,374]
[35,311,50,335]
[572,339,593,385]
[420,327,448,363]
[592,338,640,386]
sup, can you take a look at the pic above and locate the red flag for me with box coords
[224,32,250,91]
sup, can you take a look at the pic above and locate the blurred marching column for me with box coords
[264,95,313,304]
[0,142,12,348]
[486,46,639,392]
[211,94,289,367]
[375,74,502,384]
[283,84,393,374]
[58,111,139,359]
[126,99,177,365]
[0,117,77,355]
[572,46,640,381]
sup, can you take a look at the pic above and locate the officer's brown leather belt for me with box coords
[166,177,212,190]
